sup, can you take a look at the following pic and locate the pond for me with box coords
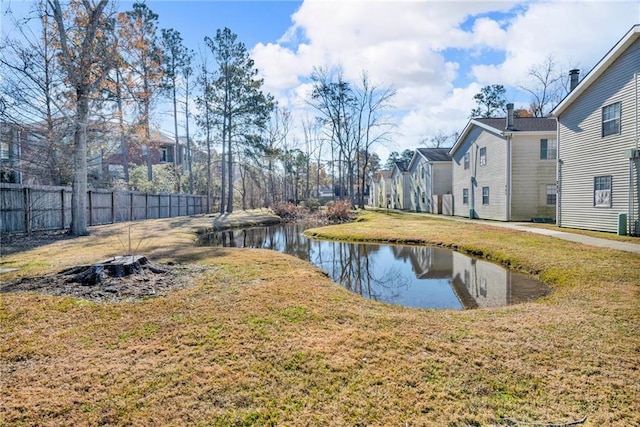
[197,223,550,310]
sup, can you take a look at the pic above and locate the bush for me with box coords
[270,202,301,220]
[303,198,320,212]
[324,199,354,222]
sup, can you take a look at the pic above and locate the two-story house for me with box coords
[407,147,452,213]
[550,24,640,235]
[449,105,557,221]
[390,161,411,210]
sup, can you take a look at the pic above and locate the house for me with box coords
[369,170,392,208]
[0,122,24,183]
[550,24,640,235]
[390,161,411,210]
[407,147,452,213]
[449,105,557,221]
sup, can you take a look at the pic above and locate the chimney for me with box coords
[569,69,580,91]
[506,103,514,130]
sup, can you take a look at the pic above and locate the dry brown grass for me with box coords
[1,211,639,426]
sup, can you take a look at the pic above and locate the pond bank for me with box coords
[1,210,638,425]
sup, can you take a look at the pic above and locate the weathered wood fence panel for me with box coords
[1,183,209,234]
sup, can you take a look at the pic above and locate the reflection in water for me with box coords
[197,223,549,310]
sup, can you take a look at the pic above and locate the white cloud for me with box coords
[252,0,640,162]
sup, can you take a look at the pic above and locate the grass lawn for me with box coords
[1,210,639,426]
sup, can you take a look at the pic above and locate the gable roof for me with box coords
[408,147,452,172]
[390,161,409,178]
[551,24,640,117]
[476,117,556,133]
[416,147,452,162]
[449,116,556,155]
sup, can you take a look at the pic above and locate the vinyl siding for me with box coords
[452,127,507,220]
[558,38,640,233]
[510,133,557,221]
[432,162,453,196]
[409,159,430,212]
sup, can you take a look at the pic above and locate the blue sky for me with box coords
[2,0,639,160]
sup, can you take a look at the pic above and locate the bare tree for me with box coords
[49,0,116,235]
[354,71,395,208]
[421,130,458,148]
[0,1,74,185]
[518,56,568,117]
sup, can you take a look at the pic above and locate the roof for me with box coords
[551,24,640,117]
[475,117,556,133]
[449,116,556,155]
[415,147,452,162]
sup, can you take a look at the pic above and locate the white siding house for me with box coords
[449,106,557,221]
[390,161,411,210]
[407,148,452,213]
[550,25,640,235]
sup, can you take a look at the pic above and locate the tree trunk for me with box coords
[71,94,89,236]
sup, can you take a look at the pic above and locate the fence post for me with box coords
[88,190,93,226]
[130,192,134,220]
[24,186,31,234]
[111,190,115,224]
[145,193,149,220]
[61,188,66,231]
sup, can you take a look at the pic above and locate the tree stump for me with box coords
[61,255,168,286]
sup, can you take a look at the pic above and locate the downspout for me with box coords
[504,132,512,221]
[556,119,562,227]
[630,72,639,235]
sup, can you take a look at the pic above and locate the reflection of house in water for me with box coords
[450,252,547,308]
[391,246,453,279]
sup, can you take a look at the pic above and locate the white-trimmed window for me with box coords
[540,139,557,160]
[463,153,470,170]
[482,186,489,205]
[602,102,621,137]
[462,188,468,205]
[546,184,556,205]
[594,176,612,207]
[479,147,487,166]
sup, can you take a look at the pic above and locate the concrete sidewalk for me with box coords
[410,212,640,254]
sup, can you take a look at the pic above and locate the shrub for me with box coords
[303,198,320,213]
[270,202,300,220]
[324,199,354,222]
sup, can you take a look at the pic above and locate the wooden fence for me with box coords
[1,183,209,234]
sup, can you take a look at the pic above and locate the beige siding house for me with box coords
[407,148,452,212]
[369,170,392,208]
[449,106,557,221]
[390,161,411,210]
[550,24,640,235]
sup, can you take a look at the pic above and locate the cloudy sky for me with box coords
[2,0,639,161]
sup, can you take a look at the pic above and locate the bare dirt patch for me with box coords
[0,261,207,303]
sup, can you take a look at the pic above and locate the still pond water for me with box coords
[197,223,549,310]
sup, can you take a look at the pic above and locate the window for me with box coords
[546,184,556,205]
[602,102,621,137]
[479,147,487,166]
[462,188,468,205]
[0,141,8,160]
[482,187,489,205]
[463,153,470,170]
[594,176,612,207]
[540,139,557,160]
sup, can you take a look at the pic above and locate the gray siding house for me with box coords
[407,148,452,213]
[550,24,640,235]
[449,106,557,221]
